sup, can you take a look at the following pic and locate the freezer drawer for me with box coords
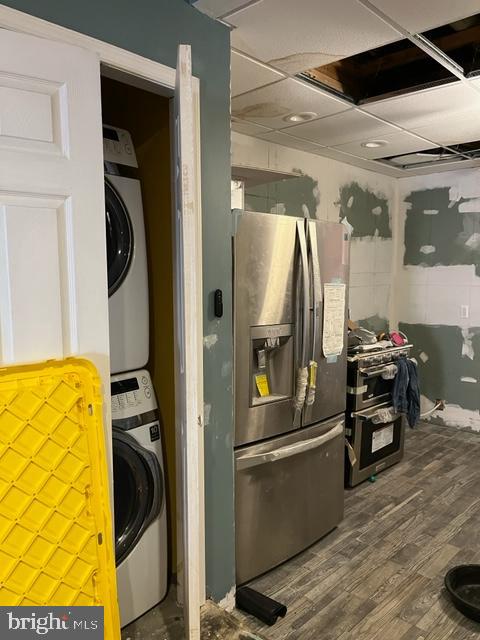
[235,416,345,585]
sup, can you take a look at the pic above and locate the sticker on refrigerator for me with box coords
[255,373,270,397]
[371,424,394,453]
[322,282,346,358]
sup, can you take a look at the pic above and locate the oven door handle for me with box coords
[359,365,393,378]
[237,421,344,470]
[354,407,398,422]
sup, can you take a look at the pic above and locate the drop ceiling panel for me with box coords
[411,114,480,147]
[232,78,349,129]
[231,118,273,136]
[193,0,251,19]
[315,147,404,176]
[363,82,480,130]
[256,130,326,154]
[227,0,402,73]
[401,158,480,176]
[231,51,285,97]
[334,131,437,159]
[365,0,480,33]
[284,109,398,146]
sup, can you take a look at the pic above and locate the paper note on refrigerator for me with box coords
[322,283,346,358]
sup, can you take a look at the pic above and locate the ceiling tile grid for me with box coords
[280,109,400,146]
[231,50,286,97]
[231,118,273,136]
[362,82,480,131]
[193,0,480,175]
[363,0,480,33]
[192,0,253,19]
[231,77,350,129]
[226,0,402,73]
[333,131,438,159]
[255,130,326,154]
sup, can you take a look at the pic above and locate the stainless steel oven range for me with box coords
[347,344,412,412]
[345,344,412,487]
[345,402,405,486]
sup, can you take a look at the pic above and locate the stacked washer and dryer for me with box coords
[104,125,168,627]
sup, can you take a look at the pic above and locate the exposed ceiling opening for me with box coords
[378,139,480,170]
[298,13,480,104]
[422,14,480,77]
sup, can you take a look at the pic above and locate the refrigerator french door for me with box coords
[234,211,349,584]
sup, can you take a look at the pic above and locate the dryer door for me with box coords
[105,178,133,297]
[113,427,163,565]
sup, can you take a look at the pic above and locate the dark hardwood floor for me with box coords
[234,421,480,639]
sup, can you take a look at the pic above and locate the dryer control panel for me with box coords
[111,369,157,419]
[103,124,138,168]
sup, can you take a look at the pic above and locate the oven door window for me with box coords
[359,417,403,470]
[360,369,392,402]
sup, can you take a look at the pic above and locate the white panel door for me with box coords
[0,28,108,391]
[174,44,204,640]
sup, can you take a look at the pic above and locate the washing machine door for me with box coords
[105,178,133,297]
[113,427,163,565]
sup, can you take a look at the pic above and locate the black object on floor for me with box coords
[445,565,480,622]
[236,586,287,626]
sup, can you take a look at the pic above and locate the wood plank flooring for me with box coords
[234,422,480,639]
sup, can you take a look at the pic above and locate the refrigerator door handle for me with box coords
[294,220,310,414]
[306,221,322,406]
[237,420,344,470]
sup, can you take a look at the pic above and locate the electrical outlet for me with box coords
[435,399,446,411]
[461,304,469,319]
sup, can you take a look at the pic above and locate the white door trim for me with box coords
[0,0,206,622]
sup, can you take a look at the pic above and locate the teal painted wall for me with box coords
[0,0,234,600]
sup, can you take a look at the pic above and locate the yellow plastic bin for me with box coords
[0,359,120,638]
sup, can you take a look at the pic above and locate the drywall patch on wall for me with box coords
[433,403,480,432]
[337,182,391,238]
[244,171,319,218]
[399,322,480,414]
[419,394,480,432]
[404,187,480,275]
[204,333,218,349]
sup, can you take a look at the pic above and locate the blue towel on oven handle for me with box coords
[393,357,420,428]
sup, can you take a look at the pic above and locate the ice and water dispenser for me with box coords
[250,323,294,407]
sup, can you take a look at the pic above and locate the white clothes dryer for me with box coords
[111,369,168,627]
[104,125,149,374]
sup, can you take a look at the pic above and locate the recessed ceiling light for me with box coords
[284,111,317,123]
[362,140,388,148]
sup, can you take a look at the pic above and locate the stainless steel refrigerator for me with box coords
[234,211,350,584]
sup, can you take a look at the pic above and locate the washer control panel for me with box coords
[103,124,138,168]
[111,369,157,419]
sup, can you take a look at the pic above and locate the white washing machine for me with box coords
[104,125,149,374]
[111,369,168,627]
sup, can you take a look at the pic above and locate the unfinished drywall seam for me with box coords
[390,177,401,330]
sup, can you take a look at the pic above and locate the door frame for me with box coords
[0,0,206,624]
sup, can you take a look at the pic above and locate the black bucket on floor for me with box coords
[236,586,287,626]
[445,565,480,622]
